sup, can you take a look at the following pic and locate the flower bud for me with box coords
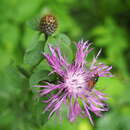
[39,15,57,35]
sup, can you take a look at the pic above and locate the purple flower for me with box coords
[35,40,113,124]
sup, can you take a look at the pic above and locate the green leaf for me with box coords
[96,112,119,130]
[30,101,49,127]
[91,18,129,78]
[24,40,45,67]
[44,33,73,62]
[26,16,40,31]
[29,69,56,87]
[5,62,25,93]
[29,70,50,87]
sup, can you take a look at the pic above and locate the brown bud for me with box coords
[39,15,57,35]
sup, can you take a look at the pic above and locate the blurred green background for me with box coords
[0,0,130,130]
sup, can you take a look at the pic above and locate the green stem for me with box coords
[30,33,48,74]
[17,66,30,78]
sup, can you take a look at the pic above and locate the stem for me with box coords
[45,33,49,41]
[30,33,48,74]
[17,66,30,78]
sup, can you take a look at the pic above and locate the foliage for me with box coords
[0,0,130,130]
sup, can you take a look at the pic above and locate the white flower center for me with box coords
[65,71,86,94]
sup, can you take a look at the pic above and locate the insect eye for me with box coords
[94,76,99,82]
[91,74,99,82]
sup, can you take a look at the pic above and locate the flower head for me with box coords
[35,40,113,124]
[39,14,57,35]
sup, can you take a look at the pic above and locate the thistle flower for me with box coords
[35,40,113,124]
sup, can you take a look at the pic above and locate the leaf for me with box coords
[44,33,73,62]
[30,101,49,127]
[29,69,56,87]
[5,62,25,93]
[24,40,45,67]
[90,18,129,78]
[26,16,40,31]
[96,112,119,130]
[29,70,49,87]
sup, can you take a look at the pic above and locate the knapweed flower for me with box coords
[35,40,113,125]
